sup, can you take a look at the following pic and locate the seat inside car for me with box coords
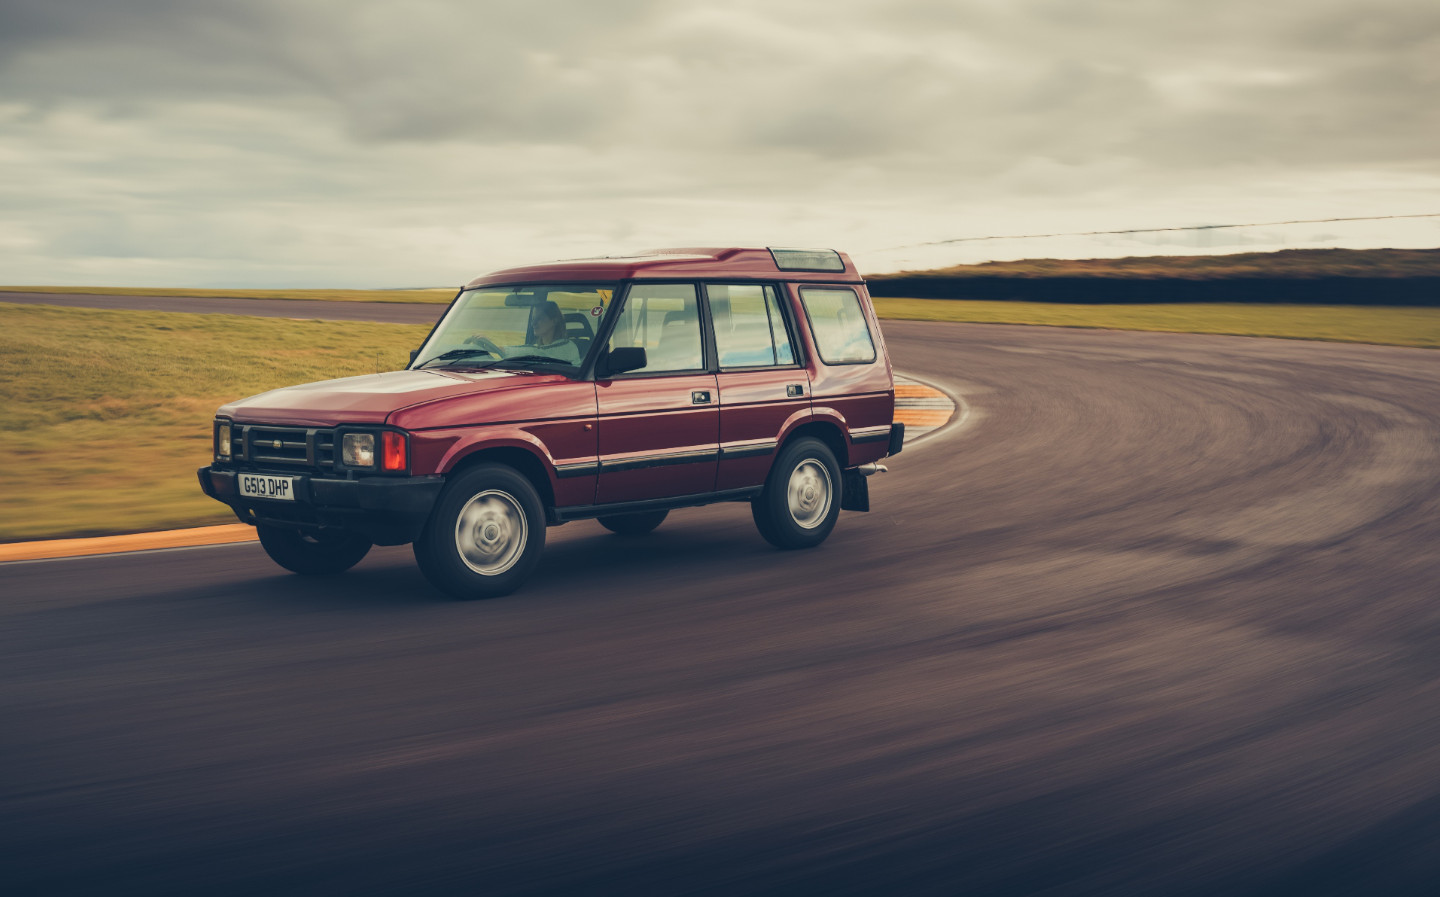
[562,311,593,354]
[709,294,776,366]
[652,307,702,370]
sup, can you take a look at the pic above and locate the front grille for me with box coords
[233,425,336,472]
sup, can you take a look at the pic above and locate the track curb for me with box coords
[0,524,258,564]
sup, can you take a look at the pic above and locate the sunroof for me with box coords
[768,248,845,272]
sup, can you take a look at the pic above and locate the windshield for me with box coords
[412,284,615,371]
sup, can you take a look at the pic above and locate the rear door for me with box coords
[707,283,811,491]
[594,283,720,504]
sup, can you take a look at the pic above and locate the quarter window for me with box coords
[708,284,797,368]
[606,284,704,373]
[798,286,876,364]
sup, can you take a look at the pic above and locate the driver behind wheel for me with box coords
[465,300,581,364]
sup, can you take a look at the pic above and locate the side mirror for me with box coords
[603,347,647,376]
[408,349,420,366]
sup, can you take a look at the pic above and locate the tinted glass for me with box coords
[709,284,796,368]
[765,288,796,365]
[607,283,703,373]
[799,286,876,364]
[413,284,613,369]
[770,248,845,272]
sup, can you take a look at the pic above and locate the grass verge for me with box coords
[0,285,456,304]
[873,298,1440,349]
[0,302,429,542]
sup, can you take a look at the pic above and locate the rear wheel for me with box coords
[751,436,842,549]
[597,510,668,536]
[414,463,546,600]
[256,524,371,575]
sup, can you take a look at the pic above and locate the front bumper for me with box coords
[198,466,444,545]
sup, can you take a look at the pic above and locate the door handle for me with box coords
[787,384,805,397]
[691,390,712,404]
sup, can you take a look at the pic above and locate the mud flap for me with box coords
[841,469,870,512]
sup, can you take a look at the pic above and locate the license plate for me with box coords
[238,473,298,501]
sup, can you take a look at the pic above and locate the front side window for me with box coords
[709,284,797,368]
[413,284,614,371]
[798,286,876,365]
[606,283,704,374]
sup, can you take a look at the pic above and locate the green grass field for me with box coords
[0,302,429,541]
[3,296,1438,542]
[0,285,456,304]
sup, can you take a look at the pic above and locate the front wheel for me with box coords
[414,463,546,600]
[256,524,371,575]
[751,437,842,549]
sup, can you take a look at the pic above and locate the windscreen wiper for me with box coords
[486,354,572,369]
[415,348,499,369]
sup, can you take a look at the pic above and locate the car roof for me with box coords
[465,247,864,288]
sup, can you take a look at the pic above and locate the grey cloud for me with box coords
[3,0,1436,168]
[1,0,1438,286]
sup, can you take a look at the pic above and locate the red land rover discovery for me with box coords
[198,248,903,599]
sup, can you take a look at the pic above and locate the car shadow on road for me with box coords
[528,520,789,591]
[209,513,797,612]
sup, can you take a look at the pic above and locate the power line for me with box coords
[874,212,1440,252]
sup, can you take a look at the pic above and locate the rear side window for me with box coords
[607,283,704,373]
[708,284,797,368]
[798,286,876,365]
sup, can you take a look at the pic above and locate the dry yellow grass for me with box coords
[0,285,456,304]
[0,302,429,541]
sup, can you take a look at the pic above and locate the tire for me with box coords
[256,524,371,575]
[597,510,668,536]
[413,463,546,600]
[751,436,842,550]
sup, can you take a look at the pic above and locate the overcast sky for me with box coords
[2,0,1438,286]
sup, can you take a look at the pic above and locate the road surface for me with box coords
[4,321,1440,895]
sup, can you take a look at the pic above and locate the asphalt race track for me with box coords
[5,321,1440,895]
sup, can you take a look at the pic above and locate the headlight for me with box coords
[342,433,376,467]
[216,422,232,459]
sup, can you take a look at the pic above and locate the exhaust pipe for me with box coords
[856,462,888,476]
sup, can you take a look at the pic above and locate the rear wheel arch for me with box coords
[779,420,849,470]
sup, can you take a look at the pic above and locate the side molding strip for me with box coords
[719,440,778,460]
[598,449,720,474]
[555,461,601,479]
[850,425,892,445]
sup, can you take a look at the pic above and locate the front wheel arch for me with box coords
[446,445,555,514]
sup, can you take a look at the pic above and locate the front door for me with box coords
[595,283,719,504]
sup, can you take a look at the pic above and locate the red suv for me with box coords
[198,248,903,598]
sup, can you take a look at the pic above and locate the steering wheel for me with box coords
[462,334,504,356]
